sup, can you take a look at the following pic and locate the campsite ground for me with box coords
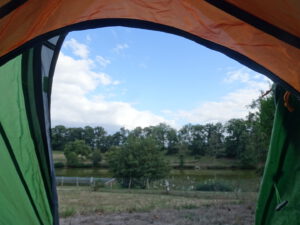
[55,152,259,224]
[58,187,256,225]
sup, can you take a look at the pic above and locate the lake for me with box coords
[55,168,260,192]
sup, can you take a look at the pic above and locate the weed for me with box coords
[60,208,76,218]
[195,179,233,192]
[178,203,198,209]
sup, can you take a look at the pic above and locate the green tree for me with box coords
[94,126,108,152]
[64,140,92,166]
[224,118,248,159]
[223,89,275,168]
[191,124,207,156]
[106,135,170,188]
[51,125,68,151]
[245,90,275,168]
[177,143,188,170]
[166,127,179,154]
[90,149,102,167]
[178,124,206,156]
[144,123,178,153]
[83,126,95,148]
[205,123,225,158]
[68,127,84,142]
[178,124,194,153]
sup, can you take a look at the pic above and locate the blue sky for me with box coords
[51,27,271,132]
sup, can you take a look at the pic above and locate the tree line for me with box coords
[51,90,275,169]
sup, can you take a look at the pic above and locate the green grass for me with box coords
[59,207,76,218]
[58,186,257,216]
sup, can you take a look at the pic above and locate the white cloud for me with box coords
[51,49,170,132]
[96,55,111,67]
[86,34,91,42]
[54,37,271,131]
[224,68,250,83]
[64,38,89,59]
[113,43,129,54]
[171,68,272,124]
[224,67,269,90]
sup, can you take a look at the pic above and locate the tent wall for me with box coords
[0,34,65,225]
[256,86,300,225]
[0,0,299,94]
[0,55,49,225]
[224,0,300,38]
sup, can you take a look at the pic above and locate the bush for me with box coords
[64,140,91,167]
[54,162,65,168]
[91,149,102,167]
[106,135,170,189]
[92,182,105,191]
[67,163,93,168]
[195,179,233,192]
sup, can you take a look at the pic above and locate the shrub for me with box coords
[106,135,170,189]
[92,182,105,191]
[54,162,65,168]
[91,149,102,167]
[195,179,233,192]
[64,140,91,167]
[67,163,93,168]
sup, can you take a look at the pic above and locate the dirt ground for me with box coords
[60,202,255,225]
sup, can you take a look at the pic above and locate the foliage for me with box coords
[64,140,92,167]
[177,143,188,170]
[91,149,102,167]
[195,179,233,192]
[51,125,68,151]
[54,162,65,168]
[250,89,275,164]
[224,119,248,159]
[106,135,170,188]
[53,87,275,169]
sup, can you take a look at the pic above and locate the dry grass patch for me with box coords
[58,186,256,216]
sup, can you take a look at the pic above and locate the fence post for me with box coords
[90,177,93,187]
[76,177,79,187]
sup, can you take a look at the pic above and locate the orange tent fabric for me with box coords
[0,0,300,93]
[226,0,300,37]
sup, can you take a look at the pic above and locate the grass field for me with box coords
[58,187,257,225]
[55,150,259,224]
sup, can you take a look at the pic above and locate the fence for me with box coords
[56,176,115,187]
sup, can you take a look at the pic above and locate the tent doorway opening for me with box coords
[1,2,300,225]
[51,27,273,225]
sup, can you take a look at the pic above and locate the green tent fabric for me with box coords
[256,86,300,224]
[0,36,65,225]
[0,54,52,225]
